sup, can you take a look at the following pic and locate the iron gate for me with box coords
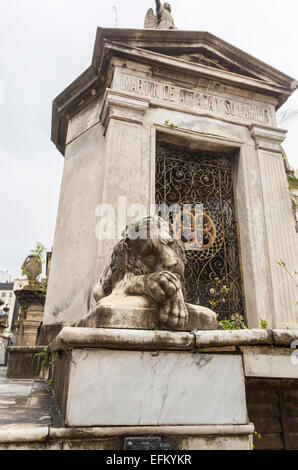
[155,143,245,322]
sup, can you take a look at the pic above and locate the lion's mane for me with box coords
[95,216,186,301]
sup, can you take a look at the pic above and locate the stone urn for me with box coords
[22,255,42,284]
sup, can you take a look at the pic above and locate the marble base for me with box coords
[0,424,254,450]
[77,295,218,331]
[52,333,248,427]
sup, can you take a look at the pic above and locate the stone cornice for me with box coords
[100,89,149,132]
[249,123,287,152]
[49,327,298,352]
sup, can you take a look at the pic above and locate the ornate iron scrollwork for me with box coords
[155,144,245,322]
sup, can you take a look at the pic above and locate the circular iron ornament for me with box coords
[173,210,217,251]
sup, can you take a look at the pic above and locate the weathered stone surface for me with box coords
[36,323,65,346]
[50,327,195,352]
[6,346,49,379]
[60,349,247,426]
[241,346,298,378]
[272,329,298,347]
[78,296,217,332]
[0,426,49,443]
[0,423,254,450]
[50,423,254,439]
[195,329,273,348]
[43,121,106,326]
[49,423,254,450]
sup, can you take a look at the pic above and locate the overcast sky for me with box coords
[0,0,297,279]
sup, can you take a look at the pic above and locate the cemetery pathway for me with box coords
[0,366,64,433]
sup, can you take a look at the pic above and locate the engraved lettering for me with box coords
[120,74,273,125]
[163,85,170,100]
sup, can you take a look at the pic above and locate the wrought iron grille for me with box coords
[155,143,245,322]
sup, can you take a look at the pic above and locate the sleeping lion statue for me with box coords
[92,215,216,330]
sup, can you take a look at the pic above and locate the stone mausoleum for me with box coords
[7,3,298,451]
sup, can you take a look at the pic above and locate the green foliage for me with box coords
[212,278,247,329]
[277,260,298,288]
[164,120,178,128]
[217,317,247,330]
[286,169,298,212]
[33,348,56,368]
[21,265,29,278]
[31,242,46,265]
[209,278,230,309]
[38,277,48,297]
[20,302,29,321]
[33,349,57,389]
[277,260,298,307]
[260,319,268,329]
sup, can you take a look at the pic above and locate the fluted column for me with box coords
[250,124,297,329]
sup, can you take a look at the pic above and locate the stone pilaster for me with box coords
[94,90,150,282]
[22,304,44,346]
[250,124,298,329]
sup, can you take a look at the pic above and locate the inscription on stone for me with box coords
[121,73,273,125]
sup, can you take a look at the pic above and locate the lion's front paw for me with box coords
[146,271,180,303]
[145,271,188,329]
[159,290,188,329]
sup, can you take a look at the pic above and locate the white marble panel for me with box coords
[66,350,248,427]
[243,352,298,378]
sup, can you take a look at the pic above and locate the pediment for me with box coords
[169,50,260,80]
[92,29,297,90]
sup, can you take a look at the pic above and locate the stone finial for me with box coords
[144,1,177,29]
[22,255,42,284]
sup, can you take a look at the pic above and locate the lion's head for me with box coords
[93,215,187,302]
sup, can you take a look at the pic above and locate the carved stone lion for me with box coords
[92,216,216,330]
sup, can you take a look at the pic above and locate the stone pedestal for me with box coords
[6,287,46,378]
[50,326,253,449]
[13,287,45,347]
[22,304,44,346]
[78,295,218,331]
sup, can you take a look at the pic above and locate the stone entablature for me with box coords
[115,70,275,127]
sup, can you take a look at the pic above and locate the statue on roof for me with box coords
[144,1,177,30]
